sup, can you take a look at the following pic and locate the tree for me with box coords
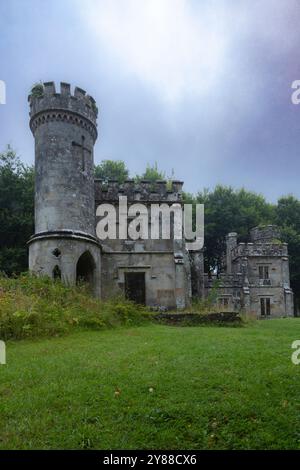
[196,185,275,272]
[276,195,300,232]
[135,162,167,182]
[0,146,34,274]
[94,160,129,183]
[275,196,300,311]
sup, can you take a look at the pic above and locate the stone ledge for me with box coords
[152,311,241,325]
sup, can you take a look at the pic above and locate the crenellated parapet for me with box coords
[94,179,184,203]
[250,225,281,243]
[28,82,98,141]
[231,241,288,259]
[204,273,244,288]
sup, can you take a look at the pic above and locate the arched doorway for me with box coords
[76,251,95,291]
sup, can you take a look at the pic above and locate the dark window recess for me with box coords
[81,136,85,171]
[53,265,61,280]
[259,266,269,279]
[124,272,146,305]
[52,248,61,258]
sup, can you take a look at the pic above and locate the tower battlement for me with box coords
[94,179,184,203]
[250,225,281,243]
[28,82,98,140]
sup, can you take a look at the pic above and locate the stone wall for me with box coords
[29,235,101,297]
[250,225,281,242]
[96,179,191,308]
[95,179,183,203]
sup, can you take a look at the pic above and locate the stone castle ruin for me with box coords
[28,82,294,317]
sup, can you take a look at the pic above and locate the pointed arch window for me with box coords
[53,265,61,280]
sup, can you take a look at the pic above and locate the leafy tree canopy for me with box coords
[0,146,34,274]
[275,196,300,306]
[195,185,275,272]
[94,160,129,183]
[135,162,167,182]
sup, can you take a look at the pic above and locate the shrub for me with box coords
[30,83,44,98]
[0,273,148,340]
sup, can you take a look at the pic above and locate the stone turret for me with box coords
[225,232,238,274]
[250,225,281,243]
[28,82,101,295]
[28,81,98,234]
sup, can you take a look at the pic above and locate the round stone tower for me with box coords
[28,81,101,296]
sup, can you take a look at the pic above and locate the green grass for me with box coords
[1,319,300,450]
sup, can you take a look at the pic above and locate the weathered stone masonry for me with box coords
[28,82,101,297]
[95,178,191,308]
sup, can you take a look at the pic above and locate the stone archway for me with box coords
[76,251,95,291]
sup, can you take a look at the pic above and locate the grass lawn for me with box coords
[0,319,300,450]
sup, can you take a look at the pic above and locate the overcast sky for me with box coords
[1,0,300,201]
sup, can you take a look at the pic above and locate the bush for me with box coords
[30,83,44,98]
[0,273,148,340]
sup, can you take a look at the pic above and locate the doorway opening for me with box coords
[76,251,95,292]
[124,272,146,305]
[260,297,271,316]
